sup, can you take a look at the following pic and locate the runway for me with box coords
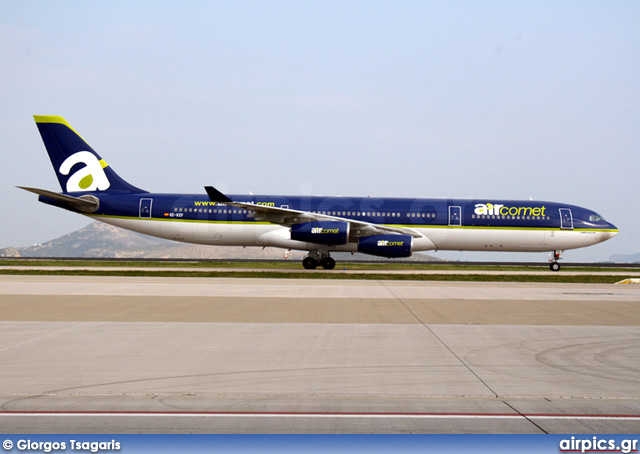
[2,264,640,277]
[0,275,638,433]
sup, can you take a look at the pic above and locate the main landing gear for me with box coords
[302,252,336,270]
[549,250,563,272]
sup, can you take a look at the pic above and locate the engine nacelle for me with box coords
[290,221,349,245]
[357,234,413,258]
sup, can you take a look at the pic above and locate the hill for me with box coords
[609,253,640,264]
[0,222,302,260]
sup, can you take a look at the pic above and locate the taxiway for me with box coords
[0,275,638,433]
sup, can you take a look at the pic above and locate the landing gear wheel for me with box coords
[321,257,336,270]
[549,250,563,272]
[302,257,318,270]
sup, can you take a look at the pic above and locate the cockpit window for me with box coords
[589,214,605,222]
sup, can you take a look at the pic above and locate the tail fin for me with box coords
[34,115,146,194]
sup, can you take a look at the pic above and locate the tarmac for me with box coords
[0,275,638,433]
[2,264,640,276]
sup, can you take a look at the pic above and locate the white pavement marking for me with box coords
[2,411,639,420]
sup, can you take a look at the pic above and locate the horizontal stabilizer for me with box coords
[18,186,100,213]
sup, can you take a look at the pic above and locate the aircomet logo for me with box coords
[377,240,404,247]
[312,227,340,234]
[59,151,110,192]
[474,203,547,216]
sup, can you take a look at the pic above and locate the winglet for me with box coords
[205,186,232,203]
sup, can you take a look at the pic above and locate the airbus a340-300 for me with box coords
[20,116,618,271]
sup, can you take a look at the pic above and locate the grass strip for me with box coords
[0,268,623,283]
[0,259,634,273]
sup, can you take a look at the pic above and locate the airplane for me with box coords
[20,115,618,271]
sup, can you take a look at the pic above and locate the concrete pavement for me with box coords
[0,276,638,433]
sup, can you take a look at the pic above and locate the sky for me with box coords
[1,0,638,262]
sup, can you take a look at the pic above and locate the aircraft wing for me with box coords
[204,186,423,239]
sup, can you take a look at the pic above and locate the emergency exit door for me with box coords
[449,206,461,226]
[139,198,153,219]
[559,208,573,229]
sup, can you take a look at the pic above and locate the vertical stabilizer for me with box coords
[33,115,146,194]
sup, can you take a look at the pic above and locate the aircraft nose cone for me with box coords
[604,223,619,240]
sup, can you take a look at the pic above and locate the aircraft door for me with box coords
[449,206,462,226]
[139,198,153,219]
[560,208,573,229]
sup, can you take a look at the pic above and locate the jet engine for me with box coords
[357,234,413,258]
[290,221,349,245]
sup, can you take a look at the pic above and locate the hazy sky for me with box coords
[1,1,638,262]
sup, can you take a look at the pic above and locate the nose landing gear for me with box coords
[549,250,563,272]
[302,252,336,270]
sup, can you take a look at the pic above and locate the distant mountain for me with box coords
[0,222,302,260]
[609,253,640,264]
[0,222,440,261]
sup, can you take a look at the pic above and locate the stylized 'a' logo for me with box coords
[59,151,111,192]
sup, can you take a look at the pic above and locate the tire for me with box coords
[550,262,560,272]
[321,257,336,270]
[303,257,318,270]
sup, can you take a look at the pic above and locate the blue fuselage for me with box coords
[40,192,618,254]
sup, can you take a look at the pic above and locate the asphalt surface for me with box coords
[0,275,638,433]
[2,265,640,276]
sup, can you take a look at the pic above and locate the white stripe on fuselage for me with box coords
[90,216,614,253]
